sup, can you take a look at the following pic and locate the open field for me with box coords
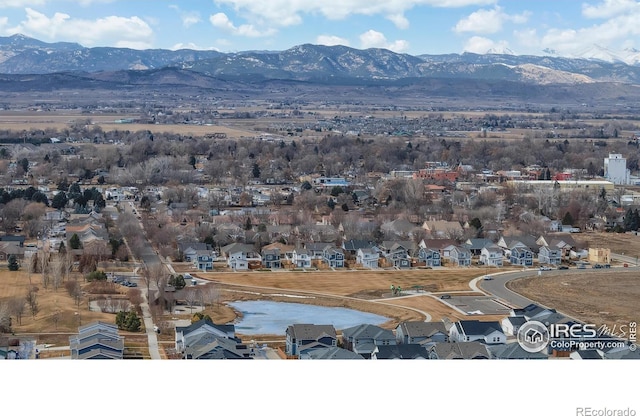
[506,269,640,329]
[0,268,138,345]
[196,268,485,296]
[574,232,640,260]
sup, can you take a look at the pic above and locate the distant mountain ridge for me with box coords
[1,34,640,87]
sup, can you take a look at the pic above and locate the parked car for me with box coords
[592,264,603,269]
[440,294,452,299]
[558,265,569,270]
[539,266,552,271]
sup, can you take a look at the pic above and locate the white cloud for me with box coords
[582,0,640,19]
[387,13,410,29]
[454,6,530,34]
[359,30,409,52]
[316,35,350,47]
[0,0,46,7]
[213,0,496,28]
[169,5,202,28]
[209,12,276,38]
[463,35,509,53]
[9,8,154,48]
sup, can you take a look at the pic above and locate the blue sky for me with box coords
[0,0,639,56]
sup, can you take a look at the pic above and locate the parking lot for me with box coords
[440,295,512,315]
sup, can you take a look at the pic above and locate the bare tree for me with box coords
[26,288,39,319]
[9,297,26,326]
[64,279,82,308]
[201,283,220,310]
[0,301,11,333]
[184,287,198,313]
[49,256,65,292]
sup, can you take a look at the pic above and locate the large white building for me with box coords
[604,153,630,185]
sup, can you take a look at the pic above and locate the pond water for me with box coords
[228,300,390,335]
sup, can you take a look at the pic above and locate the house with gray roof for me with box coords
[304,346,365,360]
[175,319,238,355]
[501,316,527,336]
[428,341,490,359]
[488,343,548,359]
[372,344,430,359]
[356,248,380,269]
[395,321,449,344]
[285,324,337,358]
[449,320,506,344]
[341,324,396,359]
[69,321,123,359]
[183,333,251,360]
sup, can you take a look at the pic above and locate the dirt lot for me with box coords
[506,269,640,329]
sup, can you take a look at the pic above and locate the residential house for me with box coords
[379,241,415,268]
[175,319,239,355]
[341,324,397,359]
[428,342,490,359]
[291,248,312,268]
[501,316,527,336]
[419,239,457,261]
[449,320,506,345]
[464,238,494,257]
[179,242,217,271]
[395,321,449,344]
[305,242,333,260]
[305,347,365,360]
[538,246,562,266]
[322,246,345,268]
[261,248,282,269]
[448,245,472,266]
[570,350,603,360]
[342,239,377,257]
[0,241,25,261]
[371,344,430,359]
[69,321,124,360]
[422,219,464,239]
[356,248,380,269]
[488,343,548,359]
[509,246,534,267]
[479,244,504,267]
[380,218,422,239]
[417,247,441,267]
[285,324,337,358]
[183,333,251,359]
[220,243,261,270]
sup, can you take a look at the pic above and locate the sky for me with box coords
[0,0,639,56]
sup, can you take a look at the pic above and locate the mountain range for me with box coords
[1,34,640,103]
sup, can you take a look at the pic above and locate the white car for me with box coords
[483,275,493,281]
[539,266,552,271]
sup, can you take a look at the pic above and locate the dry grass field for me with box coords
[195,268,484,297]
[574,232,640,260]
[0,268,139,345]
[507,269,640,330]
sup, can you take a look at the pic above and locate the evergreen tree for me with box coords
[8,254,19,271]
[70,233,82,249]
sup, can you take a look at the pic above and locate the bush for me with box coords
[116,310,141,332]
[86,270,107,282]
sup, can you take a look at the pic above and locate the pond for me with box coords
[228,300,390,335]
